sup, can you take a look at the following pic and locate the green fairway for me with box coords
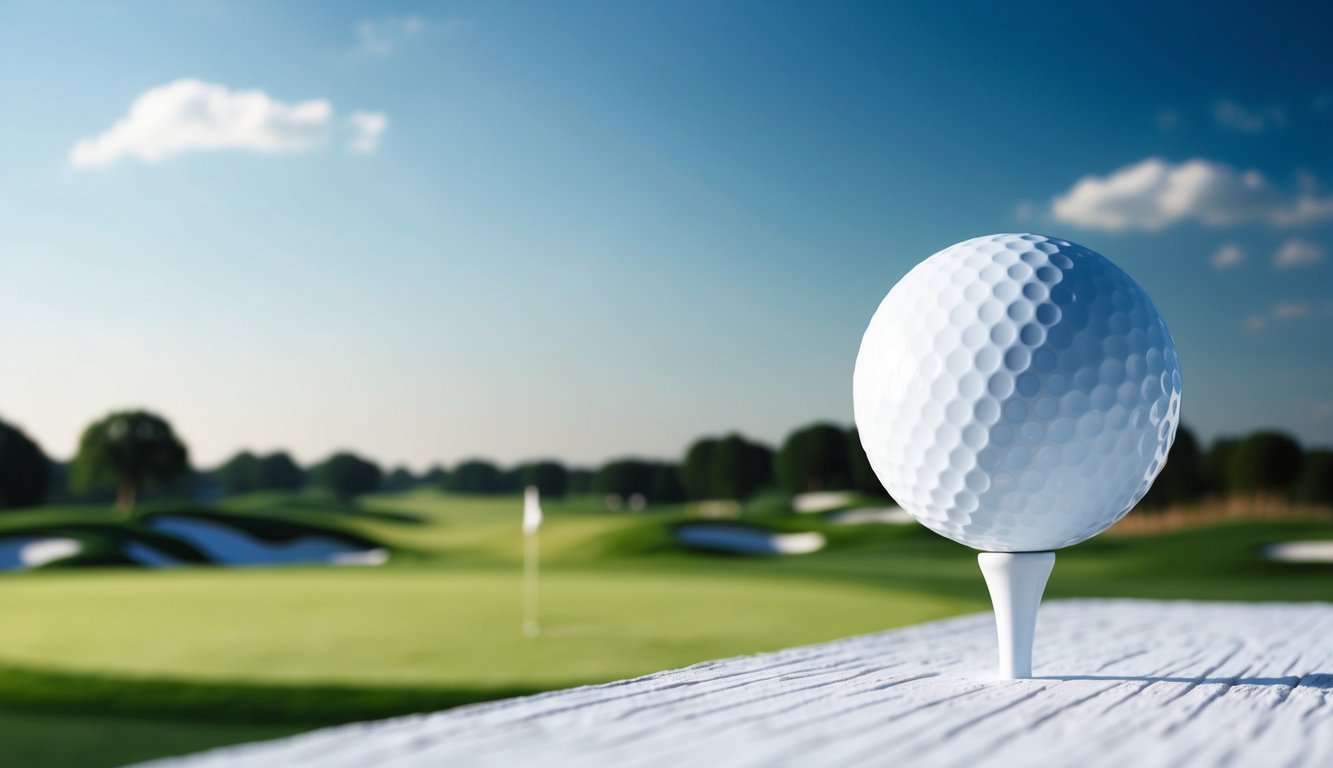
[0,490,1328,767]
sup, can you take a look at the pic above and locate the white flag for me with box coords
[522,485,543,534]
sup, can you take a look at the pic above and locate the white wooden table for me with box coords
[138,599,1333,767]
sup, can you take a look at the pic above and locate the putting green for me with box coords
[0,566,972,689]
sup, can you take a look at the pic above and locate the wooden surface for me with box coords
[139,599,1333,767]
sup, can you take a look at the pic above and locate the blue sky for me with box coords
[1,0,1330,469]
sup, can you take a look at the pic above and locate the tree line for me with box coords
[0,409,1329,512]
[1138,428,1332,509]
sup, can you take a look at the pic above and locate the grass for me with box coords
[0,490,1328,767]
[0,568,966,690]
[0,710,298,768]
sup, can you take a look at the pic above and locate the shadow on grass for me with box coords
[332,507,428,525]
[140,509,384,550]
[226,496,428,526]
[0,662,549,725]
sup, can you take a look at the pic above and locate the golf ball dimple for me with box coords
[853,234,1182,552]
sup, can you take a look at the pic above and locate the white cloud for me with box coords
[1271,301,1311,319]
[1210,243,1243,269]
[1273,239,1324,269]
[1050,157,1333,232]
[1213,99,1286,133]
[69,80,385,169]
[347,111,388,153]
[1244,299,1330,333]
[356,15,425,56]
[1272,195,1333,227]
[1243,314,1269,333]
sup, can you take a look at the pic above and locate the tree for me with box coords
[1201,438,1238,496]
[1139,425,1204,509]
[680,438,718,500]
[745,441,775,493]
[1293,449,1333,505]
[46,460,71,502]
[594,459,656,498]
[710,435,754,502]
[423,465,448,487]
[447,459,503,494]
[218,451,304,495]
[776,423,852,494]
[383,466,418,492]
[594,461,687,504]
[1228,431,1304,494]
[519,461,569,497]
[313,452,382,504]
[649,463,687,503]
[183,467,220,500]
[499,466,525,494]
[256,452,304,492]
[679,434,772,502]
[0,418,50,510]
[567,469,594,496]
[218,451,261,495]
[847,427,890,498]
[72,410,189,512]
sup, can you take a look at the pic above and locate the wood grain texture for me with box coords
[137,600,1333,768]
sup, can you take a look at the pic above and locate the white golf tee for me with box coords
[978,551,1055,680]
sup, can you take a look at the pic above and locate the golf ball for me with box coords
[853,234,1181,552]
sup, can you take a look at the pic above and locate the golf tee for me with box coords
[978,551,1055,680]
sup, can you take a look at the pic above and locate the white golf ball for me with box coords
[853,234,1182,552]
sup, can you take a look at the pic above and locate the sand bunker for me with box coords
[792,492,855,514]
[825,507,914,525]
[1262,541,1333,564]
[0,537,83,569]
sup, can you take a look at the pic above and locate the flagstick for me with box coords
[523,529,540,638]
[522,485,542,638]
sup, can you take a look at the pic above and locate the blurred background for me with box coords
[0,1,1330,766]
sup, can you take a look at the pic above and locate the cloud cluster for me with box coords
[347,111,389,154]
[69,80,386,169]
[1213,99,1286,133]
[1210,243,1243,269]
[1273,238,1324,269]
[1244,300,1333,333]
[356,15,425,56]
[1050,157,1333,232]
[1209,240,1326,271]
